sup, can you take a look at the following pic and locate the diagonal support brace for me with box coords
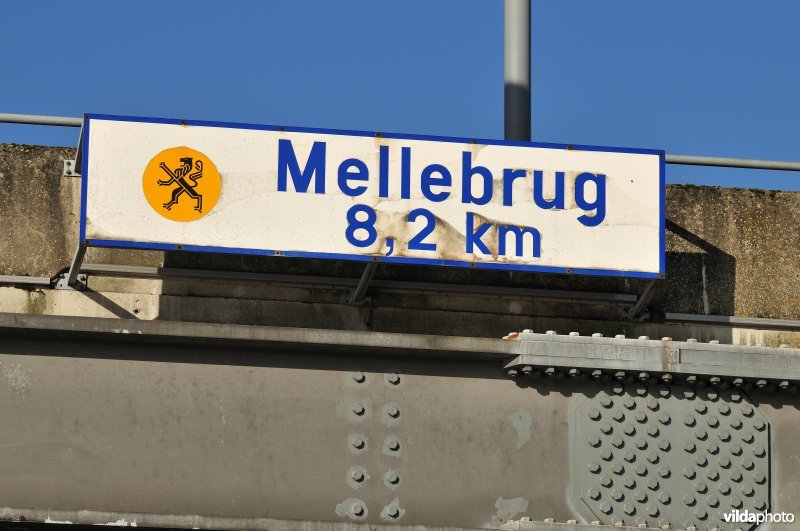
[348,262,378,305]
[626,279,659,321]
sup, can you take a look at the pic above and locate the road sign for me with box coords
[81,114,664,278]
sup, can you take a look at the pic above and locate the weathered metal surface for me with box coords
[505,331,800,388]
[0,316,796,530]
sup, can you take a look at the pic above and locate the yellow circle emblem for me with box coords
[142,146,221,222]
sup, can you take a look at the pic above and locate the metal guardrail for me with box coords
[3,112,800,172]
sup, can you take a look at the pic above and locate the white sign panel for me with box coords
[81,115,664,278]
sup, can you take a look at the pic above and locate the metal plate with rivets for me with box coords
[571,383,770,530]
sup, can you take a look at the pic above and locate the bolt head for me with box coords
[351,503,365,516]
[352,372,366,383]
[388,373,401,385]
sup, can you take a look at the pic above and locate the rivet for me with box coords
[386,436,401,452]
[624,451,635,463]
[351,470,365,482]
[352,372,367,384]
[385,470,400,485]
[545,330,557,335]
[351,435,366,450]
[386,405,400,418]
[351,502,365,517]
[352,403,366,416]
[387,373,401,385]
[385,504,400,518]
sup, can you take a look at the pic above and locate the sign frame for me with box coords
[79,114,666,279]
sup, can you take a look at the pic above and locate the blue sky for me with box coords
[1,1,798,190]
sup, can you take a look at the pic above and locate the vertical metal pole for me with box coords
[504,0,531,141]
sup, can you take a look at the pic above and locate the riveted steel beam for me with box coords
[504,330,800,392]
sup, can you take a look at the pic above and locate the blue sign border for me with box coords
[80,113,666,279]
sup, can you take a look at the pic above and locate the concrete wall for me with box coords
[1,143,799,336]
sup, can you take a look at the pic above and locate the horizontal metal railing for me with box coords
[3,112,800,172]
